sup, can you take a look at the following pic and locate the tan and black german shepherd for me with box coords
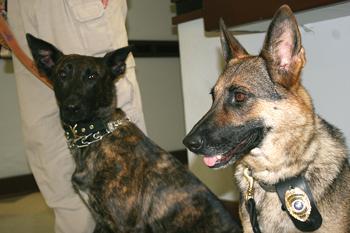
[183,5,350,233]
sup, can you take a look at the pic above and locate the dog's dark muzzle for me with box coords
[59,96,87,123]
[183,119,266,168]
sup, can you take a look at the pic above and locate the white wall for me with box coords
[178,15,350,200]
[135,57,185,151]
[127,0,177,40]
[127,0,185,151]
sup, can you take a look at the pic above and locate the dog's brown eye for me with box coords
[234,92,247,103]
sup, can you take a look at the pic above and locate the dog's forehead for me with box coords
[216,57,279,99]
[57,54,103,71]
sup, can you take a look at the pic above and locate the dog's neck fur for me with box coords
[235,112,350,232]
[235,111,349,217]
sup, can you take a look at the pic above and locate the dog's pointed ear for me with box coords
[260,5,306,89]
[220,18,248,62]
[26,33,63,78]
[103,46,132,79]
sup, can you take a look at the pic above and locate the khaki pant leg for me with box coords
[8,1,95,233]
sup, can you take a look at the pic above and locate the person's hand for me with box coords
[101,0,109,8]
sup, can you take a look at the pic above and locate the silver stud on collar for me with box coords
[66,119,128,149]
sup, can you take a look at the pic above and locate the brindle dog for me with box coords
[26,34,242,233]
[183,5,350,233]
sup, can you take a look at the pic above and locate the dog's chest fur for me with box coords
[69,113,239,233]
[69,120,145,227]
[235,119,350,233]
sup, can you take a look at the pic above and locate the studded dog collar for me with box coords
[63,119,128,149]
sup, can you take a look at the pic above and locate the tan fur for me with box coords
[235,115,350,232]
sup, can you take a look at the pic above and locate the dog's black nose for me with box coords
[183,135,203,153]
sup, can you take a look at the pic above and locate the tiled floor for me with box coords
[0,192,54,233]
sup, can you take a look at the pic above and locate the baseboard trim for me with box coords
[129,40,179,57]
[170,149,188,165]
[0,174,39,199]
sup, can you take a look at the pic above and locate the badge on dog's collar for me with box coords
[285,187,311,222]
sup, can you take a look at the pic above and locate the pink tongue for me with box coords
[203,156,218,167]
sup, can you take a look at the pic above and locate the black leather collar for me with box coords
[244,169,323,232]
[275,175,322,232]
[62,119,128,148]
